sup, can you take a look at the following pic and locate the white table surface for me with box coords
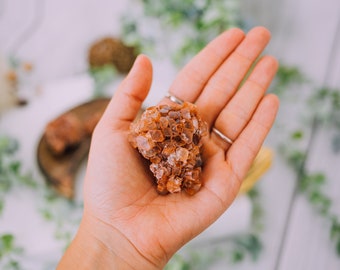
[1,0,340,269]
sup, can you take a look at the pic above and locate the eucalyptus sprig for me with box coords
[273,66,340,256]
[281,127,340,255]
[0,134,83,267]
[88,64,117,98]
[121,0,243,65]
[308,87,340,152]
[0,234,23,270]
[270,64,307,96]
[165,233,263,270]
[0,136,36,215]
[39,191,83,250]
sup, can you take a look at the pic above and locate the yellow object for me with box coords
[239,147,273,194]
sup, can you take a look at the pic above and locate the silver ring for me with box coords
[212,127,233,145]
[165,92,184,105]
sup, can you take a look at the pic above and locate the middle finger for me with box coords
[161,28,245,105]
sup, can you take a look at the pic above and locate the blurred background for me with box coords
[1,0,340,269]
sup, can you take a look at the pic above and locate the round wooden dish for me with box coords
[37,98,110,199]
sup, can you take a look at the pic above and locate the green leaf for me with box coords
[165,254,190,270]
[331,92,340,111]
[288,150,306,172]
[0,200,4,215]
[233,234,263,261]
[4,260,20,270]
[320,198,331,215]
[309,190,323,203]
[0,178,11,193]
[89,65,117,97]
[7,55,20,69]
[271,64,307,95]
[40,209,53,221]
[276,65,306,85]
[291,130,304,140]
[0,136,19,154]
[247,188,259,200]
[330,218,340,240]
[315,87,331,99]
[231,249,244,263]
[311,173,326,185]
[300,173,326,191]
[9,161,20,174]
[0,234,14,252]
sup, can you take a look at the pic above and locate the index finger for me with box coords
[166,28,245,103]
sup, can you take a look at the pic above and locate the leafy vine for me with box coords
[165,188,264,269]
[272,67,340,256]
[0,136,82,269]
[121,0,242,66]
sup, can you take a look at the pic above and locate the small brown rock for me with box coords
[44,113,84,156]
[129,102,208,195]
[88,37,137,73]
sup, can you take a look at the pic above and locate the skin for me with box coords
[57,26,279,269]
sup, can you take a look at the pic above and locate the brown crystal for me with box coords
[44,112,84,156]
[88,37,137,73]
[84,112,102,135]
[129,102,208,195]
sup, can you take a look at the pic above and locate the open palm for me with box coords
[80,27,279,269]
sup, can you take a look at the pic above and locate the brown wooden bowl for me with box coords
[37,98,110,199]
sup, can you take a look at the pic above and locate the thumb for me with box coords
[99,54,153,131]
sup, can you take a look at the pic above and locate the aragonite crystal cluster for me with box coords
[129,102,208,195]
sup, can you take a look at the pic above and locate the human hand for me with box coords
[58,26,279,269]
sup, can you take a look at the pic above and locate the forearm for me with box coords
[57,216,161,270]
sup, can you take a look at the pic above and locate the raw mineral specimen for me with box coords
[44,112,84,156]
[88,37,137,73]
[84,112,102,135]
[129,102,208,195]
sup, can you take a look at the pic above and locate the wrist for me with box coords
[57,214,162,270]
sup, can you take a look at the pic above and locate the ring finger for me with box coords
[211,55,279,151]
